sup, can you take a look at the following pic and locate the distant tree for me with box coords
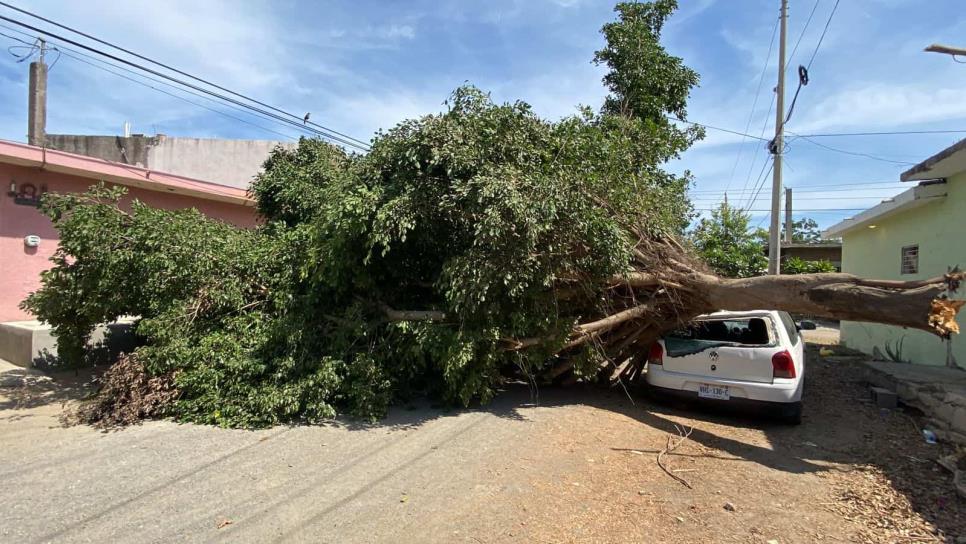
[691,204,767,278]
[788,218,822,243]
[755,217,824,245]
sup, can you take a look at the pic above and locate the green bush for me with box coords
[782,256,837,274]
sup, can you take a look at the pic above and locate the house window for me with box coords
[901,245,919,275]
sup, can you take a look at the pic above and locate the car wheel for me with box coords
[780,401,803,425]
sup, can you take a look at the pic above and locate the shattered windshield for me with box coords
[664,317,775,357]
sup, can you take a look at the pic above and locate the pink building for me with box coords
[0,139,257,323]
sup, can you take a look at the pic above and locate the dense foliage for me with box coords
[24,1,703,427]
[694,209,837,278]
[690,204,767,278]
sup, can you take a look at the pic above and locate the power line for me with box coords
[788,179,909,189]
[0,12,370,151]
[787,132,917,165]
[779,0,821,128]
[806,0,841,70]
[795,129,966,138]
[56,48,302,141]
[0,1,371,150]
[692,187,903,196]
[737,94,776,205]
[693,195,898,201]
[725,14,779,195]
[690,181,907,194]
[669,116,769,141]
[743,159,773,211]
[786,0,820,68]
[0,22,304,141]
[695,208,869,212]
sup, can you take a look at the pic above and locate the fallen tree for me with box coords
[25,1,962,427]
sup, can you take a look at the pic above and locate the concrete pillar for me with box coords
[27,60,47,147]
[784,187,793,244]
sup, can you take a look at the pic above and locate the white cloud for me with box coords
[792,83,966,134]
[378,24,416,40]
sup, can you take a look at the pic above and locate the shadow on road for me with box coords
[0,365,93,413]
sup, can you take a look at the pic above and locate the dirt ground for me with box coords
[1,343,964,543]
[509,345,966,544]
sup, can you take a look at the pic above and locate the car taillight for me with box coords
[648,342,663,365]
[772,350,796,379]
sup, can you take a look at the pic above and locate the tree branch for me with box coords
[576,303,652,335]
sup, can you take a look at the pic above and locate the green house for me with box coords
[824,139,966,367]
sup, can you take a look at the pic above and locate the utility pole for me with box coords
[784,187,793,244]
[27,39,47,147]
[768,0,788,275]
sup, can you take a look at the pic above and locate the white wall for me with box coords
[147,137,296,190]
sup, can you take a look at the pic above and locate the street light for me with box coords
[925,43,966,62]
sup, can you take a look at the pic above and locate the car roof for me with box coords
[695,310,779,319]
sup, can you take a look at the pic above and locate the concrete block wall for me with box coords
[0,319,138,368]
[45,134,295,190]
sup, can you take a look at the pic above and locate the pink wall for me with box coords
[0,163,258,322]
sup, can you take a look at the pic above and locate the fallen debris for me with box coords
[657,424,694,489]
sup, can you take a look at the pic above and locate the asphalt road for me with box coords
[0,362,547,544]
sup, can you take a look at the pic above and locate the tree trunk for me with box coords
[688,271,963,336]
[537,266,963,382]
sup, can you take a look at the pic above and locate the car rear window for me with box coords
[664,317,775,357]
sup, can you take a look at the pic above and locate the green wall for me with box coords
[839,172,966,366]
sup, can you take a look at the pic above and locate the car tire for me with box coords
[780,401,803,425]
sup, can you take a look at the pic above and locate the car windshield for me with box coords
[664,317,775,357]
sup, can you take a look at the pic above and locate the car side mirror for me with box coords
[798,320,817,331]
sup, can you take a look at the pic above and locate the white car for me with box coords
[644,310,805,424]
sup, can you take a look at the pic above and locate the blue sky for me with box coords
[1,0,965,231]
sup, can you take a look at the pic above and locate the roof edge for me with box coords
[901,137,966,181]
[0,139,254,207]
[823,182,947,238]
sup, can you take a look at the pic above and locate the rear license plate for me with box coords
[698,383,730,400]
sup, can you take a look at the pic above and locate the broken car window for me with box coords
[664,317,775,357]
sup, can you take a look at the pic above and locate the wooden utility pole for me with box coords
[784,187,792,244]
[768,0,788,275]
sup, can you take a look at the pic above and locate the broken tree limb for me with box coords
[688,271,965,337]
[575,303,652,335]
[657,424,694,489]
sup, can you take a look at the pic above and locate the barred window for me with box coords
[901,245,918,275]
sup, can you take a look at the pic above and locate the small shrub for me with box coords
[783,256,837,275]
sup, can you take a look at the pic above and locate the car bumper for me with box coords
[645,366,802,404]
